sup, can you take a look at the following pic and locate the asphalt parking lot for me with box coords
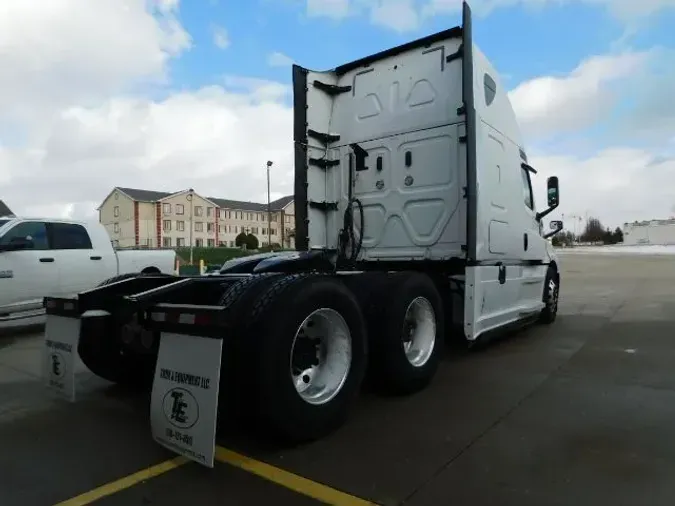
[2,251,675,506]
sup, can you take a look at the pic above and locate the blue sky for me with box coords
[1,0,675,228]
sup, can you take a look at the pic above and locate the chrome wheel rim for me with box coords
[548,278,558,314]
[402,297,436,367]
[289,308,352,406]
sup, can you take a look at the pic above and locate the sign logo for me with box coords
[162,387,199,429]
[49,352,66,379]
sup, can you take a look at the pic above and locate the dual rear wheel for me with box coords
[223,271,445,443]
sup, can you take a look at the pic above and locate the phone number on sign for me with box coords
[165,428,194,446]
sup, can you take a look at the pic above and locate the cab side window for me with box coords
[0,221,49,250]
[520,165,534,211]
[50,223,93,250]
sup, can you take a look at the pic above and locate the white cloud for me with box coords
[509,46,675,227]
[531,148,675,229]
[303,0,675,31]
[370,0,420,31]
[267,51,296,67]
[0,85,294,219]
[508,51,649,140]
[422,0,675,21]
[0,0,293,220]
[307,0,351,18]
[0,0,191,128]
[212,24,230,49]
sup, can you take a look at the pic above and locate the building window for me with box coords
[176,221,185,231]
[271,215,278,222]
[163,203,171,215]
[195,222,203,232]
[207,207,213,217]
[207,239,215,247]
[196,238,203,247]
[270,228,276,235]
[257,213,262,221]
[227,211,231,219]
[163,237,172,247]
[176,238,185,247]
[219,225,224,233]
[176,204,184,215]
[163,220,171,232]
[234,226,238,233]
[194,206,203,216]
[114,206,119,217]
[114,193,119,200]
[207,223,214,233]
[251,227,258,234]
[113,223,119,233]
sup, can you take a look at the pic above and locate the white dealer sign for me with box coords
[150,332,223,468]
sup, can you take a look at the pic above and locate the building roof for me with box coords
[208,195,293,212]
[0,199,14,217]
[117,187,174,202]
[112,187,293,212]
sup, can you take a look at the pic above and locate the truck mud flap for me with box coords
[42,297,84,402]
[145,303,230,468]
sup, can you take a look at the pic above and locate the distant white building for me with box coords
[623,218,675,246]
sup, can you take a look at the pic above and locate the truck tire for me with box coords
[369,272,445,395]
[538,265,559,324]
[214,273,286,430]
[240,274,368,443]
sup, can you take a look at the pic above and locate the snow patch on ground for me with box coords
[556,245,675,256]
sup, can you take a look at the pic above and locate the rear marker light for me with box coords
[194,314,212,326]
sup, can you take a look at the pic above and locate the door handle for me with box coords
[523,233,528,251]
[90,256,102,260]
[39,257,54,263]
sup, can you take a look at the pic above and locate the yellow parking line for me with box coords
[53,456,188,506]
[54,447,376,506]
[215,446,378,506]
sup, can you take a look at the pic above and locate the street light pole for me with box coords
[266,161,273,247]
[187,188,194,264]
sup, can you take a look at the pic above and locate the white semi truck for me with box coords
[41,1,563,467]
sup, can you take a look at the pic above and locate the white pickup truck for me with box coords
[0,217,176,327]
